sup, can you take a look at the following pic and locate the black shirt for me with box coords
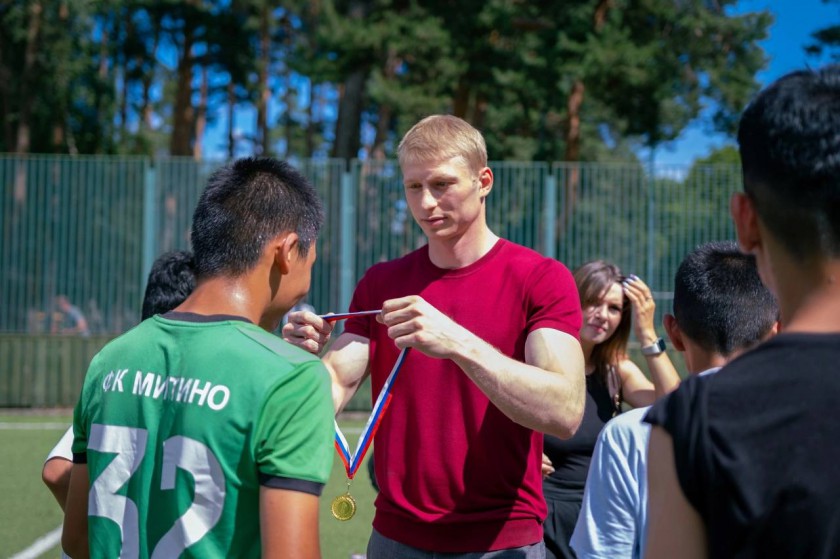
[544,372,616,493]
[645,333,840,559]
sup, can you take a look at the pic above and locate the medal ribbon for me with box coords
[333,347,408,479]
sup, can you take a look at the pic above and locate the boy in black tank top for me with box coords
[645,65,840,559]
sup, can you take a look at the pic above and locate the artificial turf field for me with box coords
[0,413,376,559]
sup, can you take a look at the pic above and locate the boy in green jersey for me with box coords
[62,158,334,559]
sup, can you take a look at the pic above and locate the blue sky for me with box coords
[655,0,839,166]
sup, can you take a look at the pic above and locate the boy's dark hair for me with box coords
[191,157,324,278]
[141,250,196,320]
[673,241,777,357]
[737,65,840,261]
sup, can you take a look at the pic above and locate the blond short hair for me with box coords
[397,115,488,174]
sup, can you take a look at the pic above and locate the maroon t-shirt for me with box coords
[344,239,581,552]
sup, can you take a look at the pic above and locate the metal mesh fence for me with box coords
[1,155,744,332]
[0,155,743,406]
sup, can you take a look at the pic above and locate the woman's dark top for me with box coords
[544,372,617,496]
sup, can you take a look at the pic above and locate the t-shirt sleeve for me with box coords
[571,419,640,558]
[343,266,375,339]
[254,361,335,496]
[525,259,582,338]
[72,396,87,463]
[644,376,709,518]
[45,426,75,463]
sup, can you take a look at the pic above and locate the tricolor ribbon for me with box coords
[333,347,408,479]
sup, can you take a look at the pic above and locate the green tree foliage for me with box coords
[0,1,109,154]
[0,0,772,160]
[806,0,840,62]
[292,0,462,158]
[460,0,771,162]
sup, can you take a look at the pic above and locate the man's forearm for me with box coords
[450,333,585,438]
[322,334,372,415]
[330,371,363,414]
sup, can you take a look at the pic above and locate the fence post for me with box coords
[542,173,557,259]
[339,168,356,314]
[141,160,157,294]
[647,149,656,285]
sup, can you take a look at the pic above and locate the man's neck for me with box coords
[685,351,728,376]
[427,224,499,269]
[774,258,840,334]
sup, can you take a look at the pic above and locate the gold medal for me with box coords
[331,491,356,521]
[331,479,356,521]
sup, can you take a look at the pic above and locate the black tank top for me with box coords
[543,372,617,493]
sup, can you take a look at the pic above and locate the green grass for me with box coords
[0,418,68,558]
[0,414,376,559]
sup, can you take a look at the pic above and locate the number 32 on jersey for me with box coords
[88,423,226,558]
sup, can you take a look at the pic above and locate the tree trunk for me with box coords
[370,104,392,159]
[193,65,208,160]
[169,25,195,156]
[594,0,612,31]
[119,10,130,144]
[565,0,610,159]
[52,122,65,152]
[141,73,154,131]
[15,0,43,155]
[331,0,370,161]
[13,0,42,208]
[473,93,488,132]
[305,82,315,157]
[564,80,584,163]
[227,80,236,159]
[369,47,398,157]
[257,3,271,155]
[453,77,470,120]
[140,22,159,134]
[559,0,611,232]
[52,2,71,153]
[332,69,366,160]
[283,67,294,158]
[94,16,110,154]
[0,37,10,150]
[560,79,585,232]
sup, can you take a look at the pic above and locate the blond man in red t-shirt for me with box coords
[284,115,585,558]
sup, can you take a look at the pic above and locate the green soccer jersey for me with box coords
[72,312,334,558]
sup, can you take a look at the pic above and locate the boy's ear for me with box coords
[663,314,686,352]
[273,233,300,275]
[730,192,761,254]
